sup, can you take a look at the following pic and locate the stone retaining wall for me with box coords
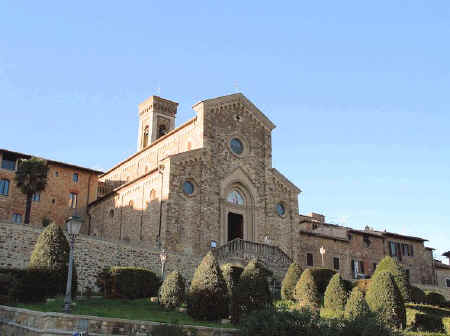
[0,305,239,336]
[0,222,202,290]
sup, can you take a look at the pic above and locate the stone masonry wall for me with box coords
[0,221,201,291]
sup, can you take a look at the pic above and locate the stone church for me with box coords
[1,93,448,292]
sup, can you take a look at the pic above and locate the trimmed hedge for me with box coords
[28,222,77,297]
[406,308,444,332]
[240,307,397,336]
[294,268,321,310]
[366,271,406,329]
[344,287,369,320]
[232,259,272,323]
[281,262,302,301]
[158,271,185,310]
[187,252,229,321]
[373,256,410,302]
[324,273,348,312]
[106,267,160,299]
[310,268,336,295]
[424,291,446,307]
[95,267,113,297]
[410,286,426,304]
[443,317,450,334]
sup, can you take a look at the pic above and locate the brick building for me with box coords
[0,149,101,231]
[0,93,446,290]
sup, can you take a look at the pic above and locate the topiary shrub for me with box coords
[221,263,243,297]
[186,252,229,321]
[8,268,55,303]
[410,286,426,304]
[110,267,160,299]
[354,279,371,295]
[406,308,444,332]
[344,287,370,320]
[294,268,321,310]
[281,262,302,301]
[324,273,348,312]
[373,256,410,302]
[28,222,77,297]
[159,271,185,310]
[310,268,336,296]
[232,258,272,323]
[366,271,406,329]
[443,317,450,334]
[424,291,446,307]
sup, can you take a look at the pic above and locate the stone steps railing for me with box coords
[213,238,292,267]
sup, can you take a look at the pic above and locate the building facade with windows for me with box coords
[0,93,446,290]
[0,149,101,230]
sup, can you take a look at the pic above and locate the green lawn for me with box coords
[15,297,233,329]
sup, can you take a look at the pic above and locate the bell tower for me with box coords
[137,96,178,151]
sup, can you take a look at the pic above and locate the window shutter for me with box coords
[410,244,414,256]
[389,241,394,256]
[351,260,355,273]
[396,242,402,260]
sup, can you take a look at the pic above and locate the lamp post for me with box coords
[320,246,326,267]
[160,248,168,280]
[64,216,83,313]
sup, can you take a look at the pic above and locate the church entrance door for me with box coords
[228,212,243,241]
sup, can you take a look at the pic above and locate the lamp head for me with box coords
[65,216,84,235]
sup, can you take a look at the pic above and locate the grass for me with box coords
[14,297,234,329]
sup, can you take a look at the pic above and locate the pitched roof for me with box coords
[0,148,103,174]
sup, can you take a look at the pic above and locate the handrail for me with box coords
[213,238,292,265]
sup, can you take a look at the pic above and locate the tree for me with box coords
[324,273,348,312]
[294,268,321,310]
[366,271,406,329]
[159,271,185,309]
[15,157,48,224]
[186,251,229,321]
[373,256,411,302]
[344,287,369,320]
[233,258,272,323]
[29,223,77,297]
[281,262,302,301]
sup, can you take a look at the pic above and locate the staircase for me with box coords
[213,239,292,279]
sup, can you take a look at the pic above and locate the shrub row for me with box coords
[240,307,398,336]
[406,308,444,333]
[97,267,160,299]
[0,267,77,303]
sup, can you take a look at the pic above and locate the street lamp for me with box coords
[64,216,83,313]
[160,248,168,280]
[320,246,326,267]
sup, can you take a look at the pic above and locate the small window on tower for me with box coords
[143,126,149,147]
[158,125,167,138]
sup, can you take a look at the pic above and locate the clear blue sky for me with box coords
[1,2,449,260]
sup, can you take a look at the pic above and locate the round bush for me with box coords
[281,262,302,301]
[294,268,321,310]
[344,287,369,320]
[186,252,229,321]
[324,273,348,312]
[373,256,410,302]
[159,271,185,310]
[410,286,426,304]
[425,291,446,307]
[366,271,406,329]
[232,258,272,323]
[110,267,160,299]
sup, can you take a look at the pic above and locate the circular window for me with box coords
[183,181,194,195]
[230,138,244,155]
[276,203,286,217]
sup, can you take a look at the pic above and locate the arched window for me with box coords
[227,190,245,206]
[143,126,149,147]
[158,125,167,138]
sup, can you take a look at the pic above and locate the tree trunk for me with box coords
[24,193,33,224]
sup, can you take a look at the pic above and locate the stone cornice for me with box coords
[270,168,301,194]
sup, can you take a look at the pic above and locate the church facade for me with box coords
[1,93,447,291]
